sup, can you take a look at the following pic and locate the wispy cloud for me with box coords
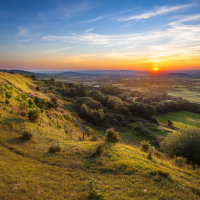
[80,16,105,23]
[42,22,200,62]
[85,28,94,32]
[79,7,139,23]
[118,4,193,21]
[18,28,29,36]
[43,47,72,54]
[176,14,200,23]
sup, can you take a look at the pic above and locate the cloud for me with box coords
[118,4,193,21]
[79,7,139,23]
[125,22,130,27]
[18,28,29,36]
[176,14,200,23]
[41,22,200,62]
[43,47,72,54]
[85,28,94,32]
[80,16,105,23]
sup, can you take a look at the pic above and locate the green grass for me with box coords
[157,111,200,129]
[168,89,200,103]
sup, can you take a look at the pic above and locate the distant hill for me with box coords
[57,71,85,76]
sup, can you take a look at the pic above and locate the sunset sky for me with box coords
[0,0,200,71]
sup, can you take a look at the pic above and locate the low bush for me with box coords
[150,168,169,177]
[88,178,104,200]
[167,120,173,126]
[21,130,33,140]
[174,156,187,167]
[21,111,28,117]
[150,116,159,125]
[160,128,200,164]
[48,143,62,153]
[140,140,150,152]
[105,127,120,143]
[28,109,41,123]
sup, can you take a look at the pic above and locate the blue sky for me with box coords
[0,0,200,71]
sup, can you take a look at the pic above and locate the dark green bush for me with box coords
[48,143,62,153]
[28,109,41,122]
[167,120,173,126]
[111,119,118,125]
[105,127,120,143]
[160,128,200,164]
[21,111,28,117]
[21,130,33,140]
[150,116,159,125]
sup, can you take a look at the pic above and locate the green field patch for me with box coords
[157,111,200,129]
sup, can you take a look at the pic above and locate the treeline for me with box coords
[37,79,200,126]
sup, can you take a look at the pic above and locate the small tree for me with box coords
[167,120,173,126]
[107,97,122,110]
[150,116,159,125]
[105,127,120,143]
[28,109,41,123]
[160,128,200,164]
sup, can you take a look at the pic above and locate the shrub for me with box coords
[111,119,118,125]
[28,109,41,122]
[150,116,159,125]
[105,127,120,143]
[90,134,99,141]
[174,156,187,167]
[48,143,62,153]
[167,120,173,126]
[88,178,104,200]
[160,128,200,164]
[21,111,28,117]
[150,168,169,177]
[140,140,150,152]
[21,130,33,140]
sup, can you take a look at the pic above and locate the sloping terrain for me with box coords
[0,73,200,199]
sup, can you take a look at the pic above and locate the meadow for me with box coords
[157,111,200,129]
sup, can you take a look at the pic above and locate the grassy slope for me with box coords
[0,72,47,99]
[157,111,200,129]
[0,74,200,199]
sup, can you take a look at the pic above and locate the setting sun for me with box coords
[154,68,158,71]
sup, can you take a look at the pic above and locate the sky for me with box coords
[0,0,200,72]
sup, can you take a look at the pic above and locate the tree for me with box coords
[51,97,59,108]
[28,109,41,122]
[28,99,35,108]
[105,127,120,143]
[144,104,155,120]
[80,104,89,117]
[150,116,159,125]
[160,128,200,164]
[88,90,104,102]
[107,97,122,110]
[167,120,173,126]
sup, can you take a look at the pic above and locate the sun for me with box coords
[154,68,158,71]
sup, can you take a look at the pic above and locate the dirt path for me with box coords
[43,93,86,137]
[139,122,165,137]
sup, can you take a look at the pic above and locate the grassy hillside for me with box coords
[157,111,200,129]
[0,73,200,199]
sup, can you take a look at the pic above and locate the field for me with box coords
[157,111,200,129]
[168,88,200,103]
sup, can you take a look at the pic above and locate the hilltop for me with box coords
[0,72,200,199]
